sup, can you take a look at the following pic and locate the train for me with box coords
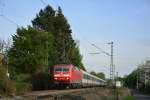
[53,64,106,88]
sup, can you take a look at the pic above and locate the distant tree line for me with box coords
[123,60,150,93]
[123,70,137,89]
[90,71,105,79]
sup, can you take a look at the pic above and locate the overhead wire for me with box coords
[0,0,19,27]
[89,52,101,54]
[0,14,19,27]
[90,43,111,56]
[40,0,47,5]
[0,0,5,15]
[40,0,60,7]
[81,36,111,56]
[52,0,61,7]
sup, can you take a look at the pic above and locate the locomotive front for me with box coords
[53,65,72,87]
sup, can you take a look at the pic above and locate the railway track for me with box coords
[5,88,97,100]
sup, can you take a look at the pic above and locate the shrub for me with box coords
[14,82,32,93]
[15,74,30,82]
[12,74,32,93]
[32,72,51,90]
[3,79,16,96]
[123,96,136,100]
[0,79,4,92]
[0,66,7,80]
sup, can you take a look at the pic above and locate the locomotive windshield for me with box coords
[55,68,69,72]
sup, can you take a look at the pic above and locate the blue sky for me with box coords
[0,0,150,78]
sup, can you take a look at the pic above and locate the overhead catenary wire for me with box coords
[0,0,5,16]
[0,14,19,27]
[78,33,110,56]
[89,52,101,54]
[90,43,111,56]
[0,0,19,27]
[52,0,61,7]
[40,0,47,5]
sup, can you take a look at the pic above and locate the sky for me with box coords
[0,0,150,78]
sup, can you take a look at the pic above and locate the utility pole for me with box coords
[116,72,119,100]
[137,68,139,89]
[108,42,114,81]
[89,41,115,82]
[144,71,146,89]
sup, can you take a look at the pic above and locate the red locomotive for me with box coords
[53,64,106,88]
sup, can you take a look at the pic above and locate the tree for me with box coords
[0,38,9,82]
[90,71,97,76]
[32,5,56,33]
[96,72,105,79]
[123,70,137,88]
[90,71,105,79]
[0,39,5,53]
[8,26,52,74]
[0,38,11,54]
[32,5,85,70]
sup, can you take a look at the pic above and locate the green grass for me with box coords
[123,96,136,100]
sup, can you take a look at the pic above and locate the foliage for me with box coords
[14,82,32,92]
[90,71,105,79]
[3,79,16,95]
[90,71,97,76]
[0,62,7,93]
[31,72,50,90]
[8,26,51,74]
[0,39,5,53]
[123,96,136,100]
[123,70,137,89]
[0,65,7,80]
[11,74,32,92]
[123,60,150,89]
[4,4,86,92]
[97,72,105,79]
[32,5,85,70]
[15,74,30,83]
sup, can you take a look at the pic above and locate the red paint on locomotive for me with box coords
[53,64,82,84]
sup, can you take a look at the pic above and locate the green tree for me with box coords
[32,5,58,67]
[8,26,52,74]
[96,72,105,79]
[90,71,105,79]
[32,5,85,70]
[124,70,137,88]
[90,71,97,76]
[32,5,56,33]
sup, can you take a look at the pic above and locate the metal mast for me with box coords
[108,42,114,81]
[89,41,115,81]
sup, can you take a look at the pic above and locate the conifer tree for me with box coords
[32,5,85,70]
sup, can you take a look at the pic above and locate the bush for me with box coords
[123,96,136,100]
[0,65,16,96]
[0,80,4,92]
[3,79,16,95]
[32,72,51,90]
[0,66,7,80]
[15,74,30,82]
[14,82,32,93]
[12,74,32,93]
